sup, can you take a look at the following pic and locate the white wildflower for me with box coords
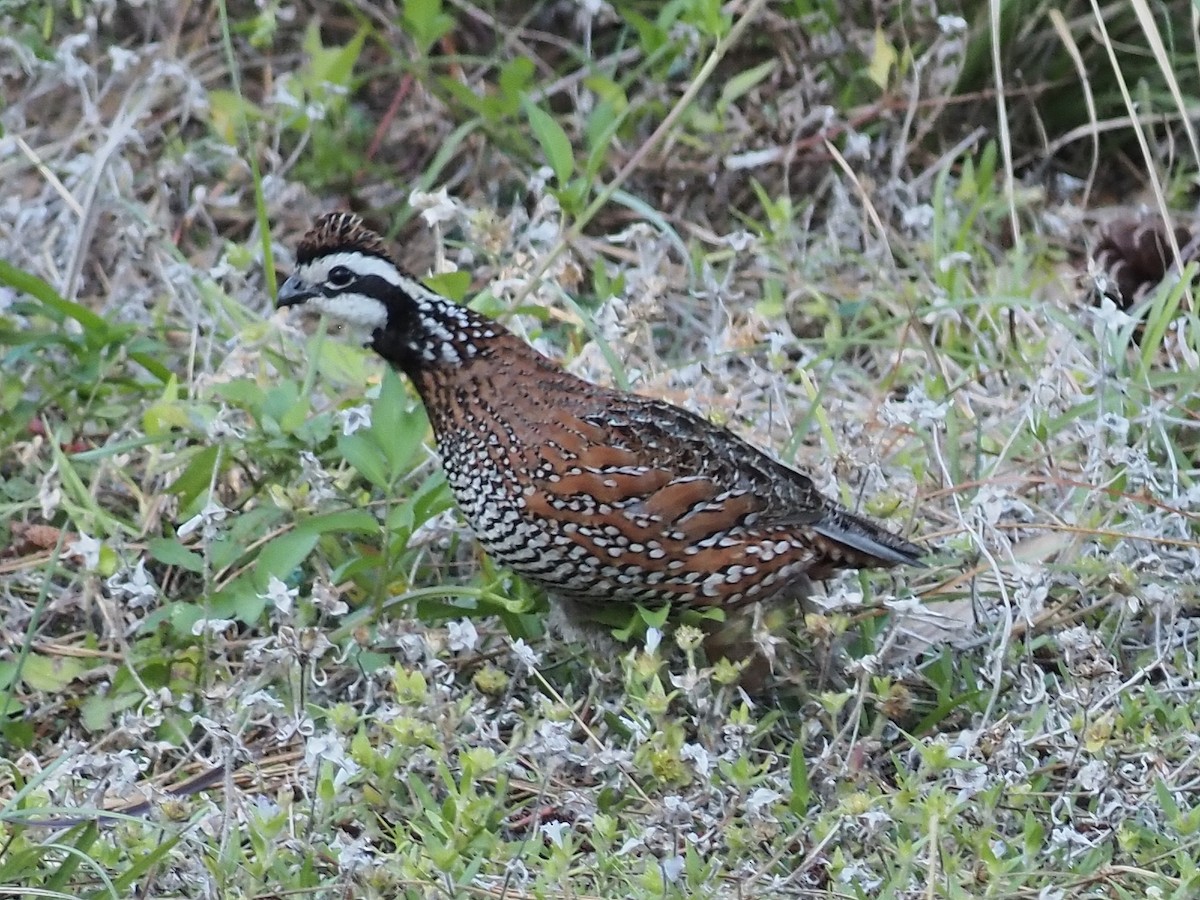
[1091,295,1136,336]
[511,638,542,670]
[262,575,297,616]
[1077,759,1108,791]
[902,204,935,231]
[191,617,235,638]
[67,532,103,569]
[883,594,922,614]
[38,466,61,520]
[106,558,158,609]
[644,627,662,654]
[660,855,684,883]
[527,165,556,196]
[843,130,870,160]
[338,405,371,435]
[305,731,360,789]
[574,0,604,22]
[332,832,373,876]
[937,250,973,272]
[540,820,569,848]
[312,581,348,617]
[241,691,286,713]
[298,452,338,506]
[681,743,712,777]
[409,187,461,227]
[725,230,755,252]
[446,618,479,653]
[178,500,228,541]
[744,786,782,817]
[880,385,950,429]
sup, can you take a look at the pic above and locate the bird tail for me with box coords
[811,506,926,573]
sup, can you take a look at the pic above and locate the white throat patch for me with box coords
[305,291,389,330]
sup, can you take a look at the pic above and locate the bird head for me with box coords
[277,212,498,372]
[276,212,398,331]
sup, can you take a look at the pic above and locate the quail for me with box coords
[276,212,924,632]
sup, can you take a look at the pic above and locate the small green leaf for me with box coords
[278,394,311,435]
[524,99,574,185]
[166,445,221,508]
[314,335,373,385]
[214,378,266,413]
[304,23,367,91]
[584,75,627,111]
[148,537,206,574]
[718,59,777,113]
[689,0,730,36]
[296,508,380,536]
[788,741,811,813]
[339,431,390,490]
[496,58,534,116]
[0,259,109,334]
[386,500,417,536]
[639,604,671,628]
[409,473,454,526]
[207,89,261,144]
[80,689,132,733]
[263,381,302,430]
[142,383,192,436]
[425,270,472,302]
[21,655,85,692]
[0,660,17,692]
[368,368,427,478]
[583,102,623,181]
[1,716,34,749]
[867,28,897,90]
[254,530,320,588]
[401,0,455,52]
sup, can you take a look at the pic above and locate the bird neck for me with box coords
[369,276,505,375]
[369,276,567,400]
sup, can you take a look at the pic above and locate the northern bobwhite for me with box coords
[1092,218,1200,309]
[276,212,924,624]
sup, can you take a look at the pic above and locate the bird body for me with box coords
[277,213,923,617]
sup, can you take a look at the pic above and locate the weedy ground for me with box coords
[1,1,1199,897]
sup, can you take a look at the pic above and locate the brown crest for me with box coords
[296,212,391,264]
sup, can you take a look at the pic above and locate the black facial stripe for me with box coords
[356,273,403,298]
[323,273,400,300]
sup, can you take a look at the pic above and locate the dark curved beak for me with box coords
[277,273,318,309]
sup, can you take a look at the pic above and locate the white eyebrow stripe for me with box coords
[311,254,447,314]
[319,251,404,287]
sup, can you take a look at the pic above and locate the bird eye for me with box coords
[327,265,354,288]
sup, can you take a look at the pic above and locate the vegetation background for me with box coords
[1,0,1198,896]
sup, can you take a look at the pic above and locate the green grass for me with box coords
[1,0,1199,896]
